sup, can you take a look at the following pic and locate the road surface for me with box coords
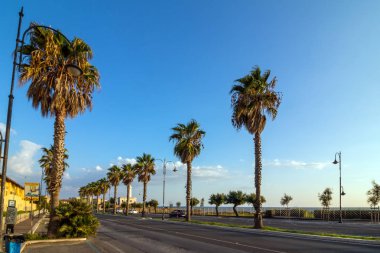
[25,214,380,252]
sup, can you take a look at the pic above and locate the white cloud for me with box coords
[0,122,17,136]
[193,165,228,179]
[115,157,137,166]
[9,140,41,175]
[264,159,330,170]
[81,167,91,173]
[64,172,71,180]
[95,165,103,171]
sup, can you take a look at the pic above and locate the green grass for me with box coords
[163,218,380,241]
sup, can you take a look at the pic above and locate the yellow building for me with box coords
[0,175,37,212]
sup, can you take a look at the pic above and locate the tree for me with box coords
[280,193,293,208]
[20,24,100,237]
[280,193,292,217]
[107,165,123,215]
[209,193,225,216]
[230,66,281,228]
[170,119,205,221]
[121,163,136,215]
[226,191,246,217]
[39,146,69,196]
[190,197,200,215]
[176,201,181,208]
[98,178,110,213]
[135,153,156,217]
[245,193,266,209]
[148,199,159,213]
[318,188,333,209]
[367,181,380,208]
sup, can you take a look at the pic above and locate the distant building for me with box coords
[116,185,137,205]
[0,175,37,211]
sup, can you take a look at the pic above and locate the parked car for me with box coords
[128,209,138,214]
[116,208,124,214]
[169,209,185,218]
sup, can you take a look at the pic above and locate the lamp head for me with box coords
[341,191,346,196]
[66,63,83,77]
[332,159,338,165]
[173,166,178,172]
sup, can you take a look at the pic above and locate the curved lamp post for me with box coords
[0,7,83,238]
[156,159,177,220]
[332,152,345,223]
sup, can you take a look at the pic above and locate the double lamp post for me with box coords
[332,151,345,223]
[156,159,177,220]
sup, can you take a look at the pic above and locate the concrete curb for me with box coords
[27,215,46,234]
[21,238,87,252]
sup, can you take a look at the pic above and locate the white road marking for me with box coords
[102,241,125,253]
[103,218,287,253]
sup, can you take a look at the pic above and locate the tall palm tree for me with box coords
[135,154,156,217]
[39,145,69,195]
[121,163,136,215]
[99,178,110,213]
[107,165,123,215]
[169,119,205,222]
[19,24,100,237]
[93,181,102,213]
[230,66,281,228]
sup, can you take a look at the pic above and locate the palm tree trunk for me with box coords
[254,133,263,229]
[103,192,106,213]
[126,183,130,216]
[216,206,219,216]
[113,185,117,215]
[142,182,147,217]
[186,161,192,222]
[47,110,66,238]
[96,195,99,213]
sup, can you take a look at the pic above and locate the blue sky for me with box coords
[1,0,379,207]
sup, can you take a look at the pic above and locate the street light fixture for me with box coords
[156,159,177,220]
[332,151,345,223]
[0,7,83,237]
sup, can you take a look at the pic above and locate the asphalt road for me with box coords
[147,213,380,237]
[25,214,380,252]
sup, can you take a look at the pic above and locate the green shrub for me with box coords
[55,199,99,238]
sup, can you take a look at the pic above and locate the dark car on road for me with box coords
[169,210,185,218]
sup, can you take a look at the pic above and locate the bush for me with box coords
[55,199,99,238]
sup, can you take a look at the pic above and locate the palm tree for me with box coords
[226,191,246,217]
[19,24,100,237]
[169,119,205,221]
[93,181,102,213]
[121,163,136,215]
[280,193,293,216]
[39,145,69,195]
[209,193,225,216]
[230,66,281,228]
[135,153,156,217]
[107,165,123,215]
[99,178,110,213]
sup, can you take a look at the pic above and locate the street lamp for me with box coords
[156,159,177,220]
[0,7,83,237]
[332,152,345,223]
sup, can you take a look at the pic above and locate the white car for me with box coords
[116,209,124,214]
[128,209,138,214]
